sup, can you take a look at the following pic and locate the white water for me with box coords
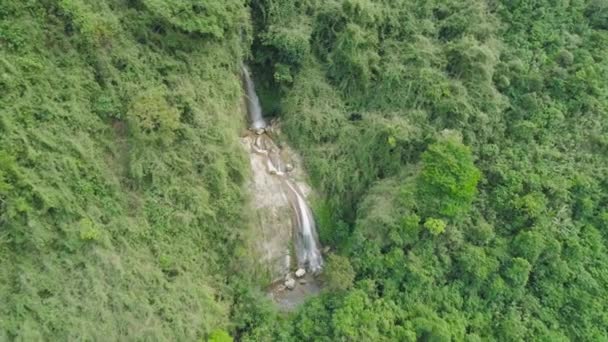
[284,180,323,273]
[242,64,323,274]
[241,65,267,130]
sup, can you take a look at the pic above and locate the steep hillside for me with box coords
[243,0,608,340]
[0,1,252,340]
[2,0,608,341]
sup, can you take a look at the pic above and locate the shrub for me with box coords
[79,218,101,241]
[208,329,233,342]
[327,23,379,92]
[127,87,179,145]
[261,18,312,66]
[58,0,119,47]
[424,218,447,236]
[143,0,246,38]
[324,254,356,292]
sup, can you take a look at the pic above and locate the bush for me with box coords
[208,329,233,342]
[261,18,312,66]
[424,218,447,236]
[327,23,379,92]
[324,254,356,292]
[143,0,246,38]
[78,218,101,241]
[127,87,179,145]
[58,0,120,47]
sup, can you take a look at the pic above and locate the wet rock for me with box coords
[255,128,265,135]
[295,268,306,278]
[299,280,307,285]
[254,135,265,147]
[285,163,294,172]
[284,277,296,290]
[322,246,331,254]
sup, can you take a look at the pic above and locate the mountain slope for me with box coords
[243,0,608,340]
[0,1,251,339]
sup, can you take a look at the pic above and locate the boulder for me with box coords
[295,268,306,278]
[284,277,296,290]
[255,128,265,135]
[285,163,294,172]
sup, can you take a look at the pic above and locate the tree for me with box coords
[324,254,356,292]
[512,231,545,264]
[416,134,481,219]
[585,0,608,30]
[504,257,532,287]
[424,218,447,236]
[208,329,233,342]
[458,245,499,282]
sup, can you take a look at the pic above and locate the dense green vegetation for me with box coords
[2,0,608,340]
[0,0,252,340]
[245,0,608,340]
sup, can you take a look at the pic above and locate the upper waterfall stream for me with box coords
[242,65,267,130]
[241,65,324,277]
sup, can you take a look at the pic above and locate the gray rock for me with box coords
[295,268,306,278]
[284,277,296,290]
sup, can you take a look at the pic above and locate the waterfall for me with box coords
[241,64,323,274]
[284,180,324,273]
[241,65,267,130]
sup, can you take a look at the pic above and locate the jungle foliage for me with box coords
[0,0,254,340]
[245,0,608,340]
[1,0,608,341]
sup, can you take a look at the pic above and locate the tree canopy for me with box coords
[1,0,608,340]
